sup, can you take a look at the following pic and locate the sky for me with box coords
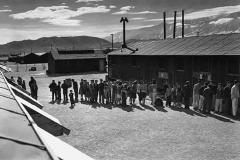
[0,0,240,44]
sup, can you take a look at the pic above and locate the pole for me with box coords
[120,17,128,48]
[163,12,166,40]
[173,11,177,39]
[111,34,114,51]
[182,10,184,38]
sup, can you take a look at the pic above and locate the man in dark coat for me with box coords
[98,79,104,104]
[79,79,84,101]
[29,77,38,100]
[223,81,232,115]
[57,81,61,103]
[203,84,213,114]
[49,80,57,102]
[72,79,78,102]
[94,80,99,103]
[183,81,191,109]
[61,80,69,103]
[89,80,95,103]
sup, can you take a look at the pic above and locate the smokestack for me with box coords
[120,17,128,48]
[163,12,166,40]
[173,11,177,38]
[182,10,184,38]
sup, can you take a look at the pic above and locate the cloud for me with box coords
[76,0,103,2]
[130,17,146,20]
[0,9,12,12]
[109,5,117,9]
[185,5,240,20]
[112,6,157,15]
[209,18,234,25]
[10,5,110,26]
[121,6,135,11]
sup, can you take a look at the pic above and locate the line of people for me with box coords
[192,80,239,118]
[49,79,160,107]
[48,78,240,118]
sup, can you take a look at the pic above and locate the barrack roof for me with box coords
[109,33,240,56]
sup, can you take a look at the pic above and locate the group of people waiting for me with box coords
[48,79,161,107]
[46,77,238,118]
[192,80,239,118]
[11,76,38,100]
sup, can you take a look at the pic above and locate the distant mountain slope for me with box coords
[0,36,112,56]
[105,15,240,42]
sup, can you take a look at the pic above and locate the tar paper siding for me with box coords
[108,55,240,85]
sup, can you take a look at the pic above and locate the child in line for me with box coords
[69,90,75,107]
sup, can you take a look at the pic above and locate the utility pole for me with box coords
[110,34,114,51]
[182,10,184,38]
[120,17,128,48]
[173,11,177,39]
[163,12,166,40]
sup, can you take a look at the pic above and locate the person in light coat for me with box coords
[231,80,239,117]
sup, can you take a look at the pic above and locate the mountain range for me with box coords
[0,36,112,56]
[105,13,240,42]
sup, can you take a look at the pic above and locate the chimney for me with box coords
[163,12,166,39]
[120,17,128,48]
[173,11,177,38]
[182,10,184,38]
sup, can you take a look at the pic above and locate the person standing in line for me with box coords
[112,81,117,105]
[29,77,38,100]
[61,80,68,103]
[116,81,122,105]
[137,81,141,105]
[203,83,212,114]
[85,81,90,102]
[165,85,172,107]
[22,80,26,90]
[79,79,84,101]
[152,79,158,106]
[193,80,201,110]
[199,82,207,111]
[57,81,61,103]
[94,80,99,103]
[215,83,224,113]
[176,84,182,108]
[121,83,128,107]
[210,81,217,112]
[171,84,177,107]
[231,80,239,118]
[49,80,57,103]
[140,81,147,105]
[98,79,105,104]
[223,81,232,115]
[69,90,75,107]
[183,81,191,109]
[130,81,137,105]
[72,79,78,102]
[89,80,95,103]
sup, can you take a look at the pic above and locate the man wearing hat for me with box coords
[231,80,239,118]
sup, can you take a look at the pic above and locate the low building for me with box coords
[108,33,240,85]
[8,52,49,64]
[48,49,106,74]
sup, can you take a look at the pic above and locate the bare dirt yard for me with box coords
[5,64,240,160]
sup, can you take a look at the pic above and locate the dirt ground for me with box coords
[5,65,240,160]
